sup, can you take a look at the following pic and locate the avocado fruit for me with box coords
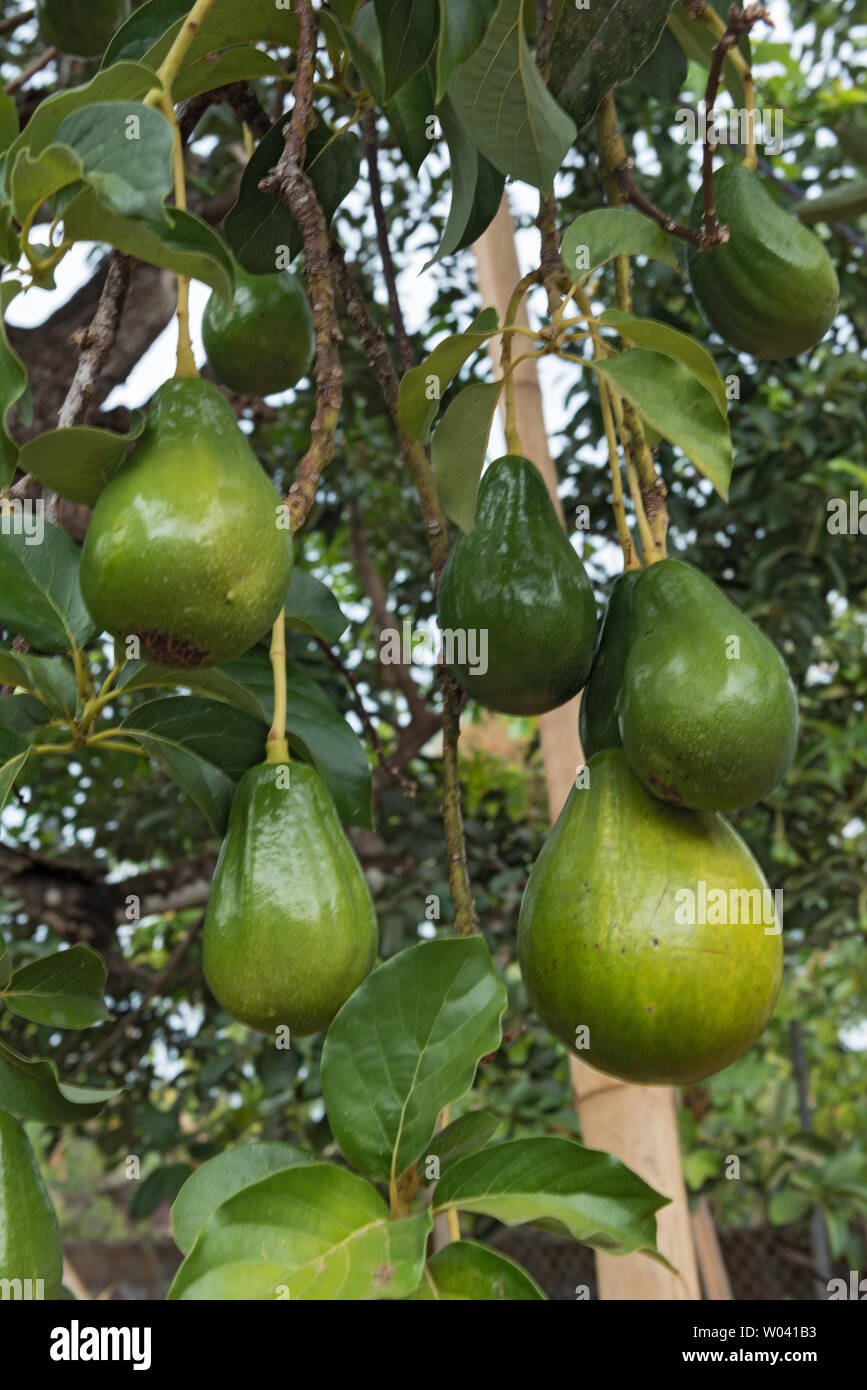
[80,377,292,668]
[202,266,314,397]
[36,0,128,57]
[0,1108,63,1299]
[688,164,839,359]
[578,569,641,758]
[203,760,378,1036]
[518,750,782,1084]
[618,558,798,811]
[437,455,597,716]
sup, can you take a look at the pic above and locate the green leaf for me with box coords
[55,102,174,220]
[120,696,268,830]
[437,0,497,101]
[409,1240,546,1300]
[549,0,675,132]
[172,1143,312,1254]
[173,48,287,103]
[681,1148,722,1191]
[447,0,576,194]
[0,281,30,487]
[834,124,867,170]
[169,1164,432,1300]
[224,116,361,276]
[768,1188,813,1225]
[16,415,146,507]
[434,1136,670,1259]
[632,28,687,102]
[62,193,234,301]
[0,727,28,814]
[791,178,867,226]
[130,1164,193,1222]
[115,662,268,723]
[561,207,681,279]
[0,93,19,154]
[0,519,97,654]
[427,1110,502,1167]
[11,655,79,720]
[0,694,50,738]
[427,98,504,265]
[284,570,348,645]
[373,0,439,98]
[0,204,21,265]
[3,64,160,191]
[2,946,109,1029]
[10,145,83,227]
[321,937,507,1183]
[600,308,727,417]
[431,380,502,533]
[592,346,732,500]
[104,0,298,72]
[399,308,499,440]
[0,1039,118,1124]
[220,650,374,829]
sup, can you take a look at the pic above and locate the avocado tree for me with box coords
[0,0,864,1302]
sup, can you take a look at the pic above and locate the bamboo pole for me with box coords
[472,193,700,1300]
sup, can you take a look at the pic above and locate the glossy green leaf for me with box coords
[2,946,109,1029]
[0,93,19,154]
[791,179,867,226]
[0,1040,118,1124]
[409,1240,545,1300]
[399,307,499,440]
[0,727,28,814]
[10,655,79,720]
[0,520,97,654]
[115,662,268,723]
[173,48,287,103]
[373,0,439,98]
[172,1143,313,1254]
[62,193,234,301]
[104,0,298,72]
[169,1164,432,1300]
[447,0,576,194]
[0,281,29,487]
[592,346,732,499]
[321,937,507,1182]
[437,0,497,101]
[666,2,747,108]
[10,145,82,227]
[284,570,348,644]
[224,116,361,276]
[549,0,674,132]
[431,380,502,533]
[426,98,505,265]
[130,1164,193,1222]
[434,1136,670,1259]
[16,414,146,507]
[561,207,681,279]
[427,1110,502,1167]
[600,308,727,417]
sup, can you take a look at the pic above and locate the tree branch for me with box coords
[361,109,415,376]
[58,253,133,429]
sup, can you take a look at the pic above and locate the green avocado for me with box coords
[618,558,798,811]
[203,761,378,1036]
[578,569,641,758]
[0,1108,63,1299]
[80,378,292,668]
[518,750,782,1085]
[437,456,596,716]
[36,0,128,57]
[687,164,839,359]
[202,266,314,397]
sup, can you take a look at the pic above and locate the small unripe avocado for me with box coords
[202,267,314,397]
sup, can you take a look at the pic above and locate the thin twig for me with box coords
[58,254,133,429]
[361,110,415,376]
[83,914,205,1071]
[259,0,342,534]
[0,7,35,37]
[4,44,55,95]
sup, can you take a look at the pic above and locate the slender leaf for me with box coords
[2,946,109,1029]
[398,307,499,440]
[17,414,146,508]
[549,0,675,132]
[172,1143,313,1254]
[0,1040,118,1124]
[431,380,502,533]
[561,206,681,279]
[600,308,727,416]
[0,519,97,654]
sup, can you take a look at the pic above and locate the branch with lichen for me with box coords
[259,0,342,535]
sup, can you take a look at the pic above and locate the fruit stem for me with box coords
[266,614,290,764]
[500,269,542,454]
[143,1,218,378]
